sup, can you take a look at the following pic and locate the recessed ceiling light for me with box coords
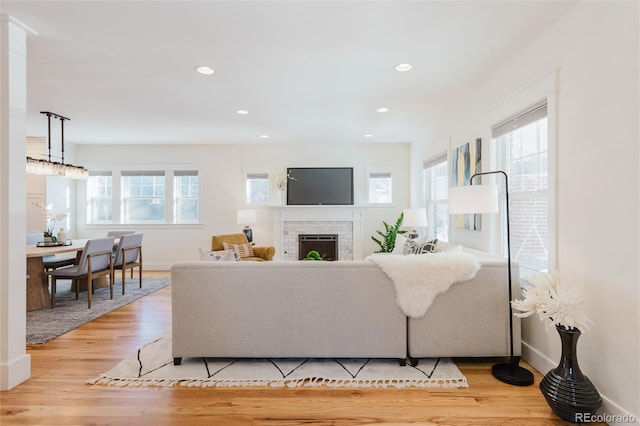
[376,107,389,113]
[195,66,215,75]
[236,109,249,115]
[395,63,413,72]
[364,134,373,138]
[259,134,269,139]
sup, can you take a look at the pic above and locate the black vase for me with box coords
[539,325,602,423]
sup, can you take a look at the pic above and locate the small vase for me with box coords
[57,228,67,243]
[539,325,602,423]
[43,236,53,243]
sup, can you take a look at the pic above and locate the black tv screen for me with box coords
[286,167,354,205]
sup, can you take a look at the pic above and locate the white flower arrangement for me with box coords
[511,273,592,332]
[33,201,68,239]
[272,170,293,191]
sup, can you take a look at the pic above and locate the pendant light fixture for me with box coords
[26,111,89,180]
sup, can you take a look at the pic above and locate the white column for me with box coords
[0,14,32,390]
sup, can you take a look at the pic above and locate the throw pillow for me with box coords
[199,249,240,261]
[222,242,254,258]
[404,238,438,255]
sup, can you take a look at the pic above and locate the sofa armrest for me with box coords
[253,246,275,261]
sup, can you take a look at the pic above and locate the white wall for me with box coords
[74,142,411,268]
[412,2,639,421]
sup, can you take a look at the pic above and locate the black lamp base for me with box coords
[242,226,253,243]
[492,362,534,386]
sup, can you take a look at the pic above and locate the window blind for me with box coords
[121,170,165,177]
[492,100,547,138]
[423,152,447,169]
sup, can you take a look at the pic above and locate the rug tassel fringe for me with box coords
[87,375,468,389]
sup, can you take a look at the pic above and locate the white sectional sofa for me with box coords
[171,248,520,365]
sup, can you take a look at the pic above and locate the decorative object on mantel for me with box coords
[87,329,467,389]
[26,111,89,180]
[32,201,68,243]
[402,208,428,239]
[272,170,293,204]
[512,274,601,422]
[371,212,407,253]
[448,170,534,386]
[237,208,256,243]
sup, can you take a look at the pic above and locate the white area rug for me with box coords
[88,330,468,389]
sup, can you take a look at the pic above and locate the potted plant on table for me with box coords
[33,201,67,244]
[511,273,602,423]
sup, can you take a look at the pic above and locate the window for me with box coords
[493,101,549,272]
[423,154,448,240]
[87,172,113,223]
[368,172,392,204]
[245,173,269,205]
[121,171,166,223]
[174,171,199,223]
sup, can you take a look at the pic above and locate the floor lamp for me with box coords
[448,170,534,386]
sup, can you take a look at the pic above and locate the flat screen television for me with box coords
[286,167,354,205]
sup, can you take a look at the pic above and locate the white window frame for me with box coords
[244,171,270,206]
[84,167,201,226]
[489,88,557,275]
[423,153,448,240]
[366,169,393,205]
[86,171,113,224]
[174,170,200,224]
[121,170,167,224]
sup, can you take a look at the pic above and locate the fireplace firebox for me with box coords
[298,234,338,261]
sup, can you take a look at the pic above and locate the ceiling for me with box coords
[1,1,576,146]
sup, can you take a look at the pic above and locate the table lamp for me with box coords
[402,208,428,239]
[237,209,257,243]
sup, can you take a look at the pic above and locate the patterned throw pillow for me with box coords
[199,249,240,261]
[404,238,438,255]
[222,242,254,258]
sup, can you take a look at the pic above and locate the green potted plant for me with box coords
[303,250,323,261]
[371,212,406,253]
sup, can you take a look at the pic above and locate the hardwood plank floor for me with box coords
[1,271,600,425]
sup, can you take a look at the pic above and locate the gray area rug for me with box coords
[27,277,171,344]
[88,330,468,388]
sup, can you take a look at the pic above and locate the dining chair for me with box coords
[113,233,143,295]
[48,237,115,309]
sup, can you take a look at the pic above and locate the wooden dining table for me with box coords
[26,239,111,311]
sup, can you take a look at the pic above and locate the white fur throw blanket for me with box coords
[365,252,481,319]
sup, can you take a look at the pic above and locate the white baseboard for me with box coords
[0,353,31,390]
[522,341,639,425]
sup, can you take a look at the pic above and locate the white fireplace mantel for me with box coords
[272,206,364,260]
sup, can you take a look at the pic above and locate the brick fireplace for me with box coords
[272,207,364,261]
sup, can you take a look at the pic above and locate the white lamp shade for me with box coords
[236,208,257,225]
[448,184,499,214]
[402,208,428,227]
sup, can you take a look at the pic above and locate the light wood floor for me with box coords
[1,271,599,426]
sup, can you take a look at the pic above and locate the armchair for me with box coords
[211,233,275,261]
